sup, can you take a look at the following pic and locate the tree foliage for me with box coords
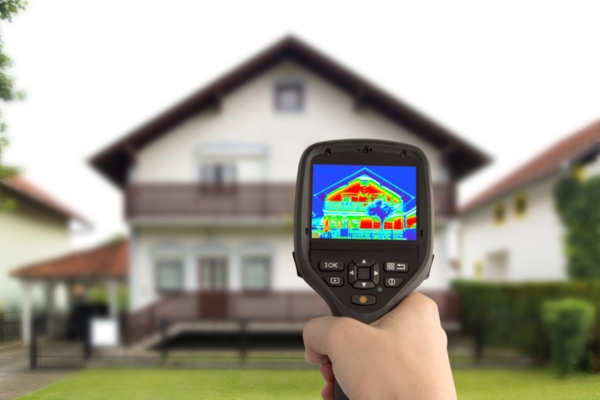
[554,176,600,278]
[366,198,396,232]
[0,0,26,210]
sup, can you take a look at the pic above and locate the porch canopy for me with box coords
[11,240,128,344]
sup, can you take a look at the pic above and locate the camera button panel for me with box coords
[311,251,418,312]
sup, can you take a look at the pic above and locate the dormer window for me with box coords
[275,82,304,112]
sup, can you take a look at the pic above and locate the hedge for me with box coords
[452,280,600,371]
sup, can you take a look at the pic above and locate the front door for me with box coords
[198,258,228,319]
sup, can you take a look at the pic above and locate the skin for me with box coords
[303,292,457,400]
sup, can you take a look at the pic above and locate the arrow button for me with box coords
[353,280,375,289]
[353,259,375,267]
[348,264,358,284]
[372,263,380,284]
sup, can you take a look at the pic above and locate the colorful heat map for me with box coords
[312,164,417,241]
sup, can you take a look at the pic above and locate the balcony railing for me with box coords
[125,182,456,221]
[126,183,296,221]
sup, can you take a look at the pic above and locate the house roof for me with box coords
[461,119,600,214]
[90,35,490,188]
[11,239,128,279]
[1,176,88,225]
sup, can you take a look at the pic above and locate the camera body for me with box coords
[293,139,434,324]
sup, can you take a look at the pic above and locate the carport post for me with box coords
[21,280,32,345]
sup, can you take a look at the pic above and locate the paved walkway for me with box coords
[0,342,71,400]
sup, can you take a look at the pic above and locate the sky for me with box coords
[2,0,600,249]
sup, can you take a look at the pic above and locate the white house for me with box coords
[90,36,488,344]
[459,120,600,282]
[0,176,87,343]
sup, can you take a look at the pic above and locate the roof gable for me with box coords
[461,119,600,214]
[91,35,489,187]
[315,167,415,207]
[1,176,88,224]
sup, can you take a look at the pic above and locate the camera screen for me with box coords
[311,164,417,241]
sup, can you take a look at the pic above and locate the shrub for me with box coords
[453,280,600,371]
[542,298,595,377]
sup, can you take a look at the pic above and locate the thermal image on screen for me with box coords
[312,164,417,241]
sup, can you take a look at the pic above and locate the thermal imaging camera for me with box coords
[293,140,434,399]
[293,139,434,323]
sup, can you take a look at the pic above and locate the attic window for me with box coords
[514,193,528,218]
[494,202,505,225]
[275,82,304,112]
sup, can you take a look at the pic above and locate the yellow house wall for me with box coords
[0,188,70,310]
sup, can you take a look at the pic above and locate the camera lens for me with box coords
[400,149,407,157]
[325,148,331,156]
[362,146,369,154]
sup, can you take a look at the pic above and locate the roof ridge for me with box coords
[461,119,600,213]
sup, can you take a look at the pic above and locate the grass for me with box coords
[19,368,600,399]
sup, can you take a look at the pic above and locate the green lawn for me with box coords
[19,368,600,399]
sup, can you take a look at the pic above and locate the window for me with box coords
[156,259,184,293]
[275,83,304,112]
[242,257,271,291]
[494,203,505,225]
[486,250,509,281]
[200,163,236,189]
[474,261,483,281]
[514,193,528,218]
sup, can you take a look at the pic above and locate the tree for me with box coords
[0,0,27,210]
[554,176,600,278]
[366,198,396,236]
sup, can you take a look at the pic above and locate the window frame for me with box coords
[199,161,237,193]
[155,258,185,294]
[241,256,272,293]
[274,82,305,113]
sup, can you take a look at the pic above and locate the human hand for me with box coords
[303,291,456,400]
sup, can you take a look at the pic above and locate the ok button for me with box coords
[319,261,344,271]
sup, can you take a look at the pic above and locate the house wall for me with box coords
[129,60,455,311]
[131,225,448,310]
[135,60,443,184]
[0,189,70,310]
[132,225,299,309]
[459,173,566,282]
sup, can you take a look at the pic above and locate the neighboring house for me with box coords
[459,120,600,282]
[90,36,488,345]
[0,176,86,312]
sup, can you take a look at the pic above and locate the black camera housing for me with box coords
[293,139,434,324]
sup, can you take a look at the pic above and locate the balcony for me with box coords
[125,182,456,223]
[126,183,296,223]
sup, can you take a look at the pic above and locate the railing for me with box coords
[124,289,459,346]
[125,182,456,221]
[126,183,296,220]
[125,291,331,345]
[0,310,21,343]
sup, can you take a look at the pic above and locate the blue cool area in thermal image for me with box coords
[312,164,417,241]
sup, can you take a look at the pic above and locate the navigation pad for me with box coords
[313,252,414,310]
